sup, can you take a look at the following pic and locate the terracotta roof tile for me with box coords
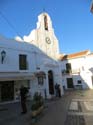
[59,50,90,61]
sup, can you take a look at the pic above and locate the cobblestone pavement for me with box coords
[65,101,85,125]
[35,90,93,125]
[0,90,93,125]
[64,90,93,125]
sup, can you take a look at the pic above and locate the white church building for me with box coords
[0,12,63,102]
[0,12,93,103]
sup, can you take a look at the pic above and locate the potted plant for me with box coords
[31,92,44,118]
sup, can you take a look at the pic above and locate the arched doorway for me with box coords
[48,70,54,95]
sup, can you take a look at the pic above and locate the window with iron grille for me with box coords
[19,54,27,70]
[77,80,82,84]
[66,63,72,73]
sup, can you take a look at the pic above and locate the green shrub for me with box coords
[31,92,44,111]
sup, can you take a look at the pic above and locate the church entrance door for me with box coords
[48,70,54,95]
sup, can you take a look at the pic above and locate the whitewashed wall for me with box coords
[61,55,93,90]
[0,37,39,72]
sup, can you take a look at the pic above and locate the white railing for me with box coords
[71,69,80,74]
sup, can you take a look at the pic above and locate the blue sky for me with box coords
[0,0,93,54]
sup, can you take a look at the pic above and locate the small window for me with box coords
[77,80,82,84]
[38,77,44,85]
[19,54,27,70]
[66,63,71,70]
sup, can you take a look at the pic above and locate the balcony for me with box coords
[71,69,80,74]
[62,69,80,75]
[62,69,72,75]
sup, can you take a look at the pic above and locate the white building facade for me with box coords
[60,50,93,90]
[0,12,63,103]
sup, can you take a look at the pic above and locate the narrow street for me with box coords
[0,90,93,125]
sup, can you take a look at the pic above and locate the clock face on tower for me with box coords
[45,37,51,44]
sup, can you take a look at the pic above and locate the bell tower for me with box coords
[23,12,60,59]
[36,12,60,59]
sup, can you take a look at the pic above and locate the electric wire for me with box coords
[0,11,22,37]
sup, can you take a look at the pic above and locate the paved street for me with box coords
[36,90,93,125]
[0,90,93,125]
[0,101,32,125]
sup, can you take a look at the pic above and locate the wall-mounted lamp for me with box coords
[1,50,6,64]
